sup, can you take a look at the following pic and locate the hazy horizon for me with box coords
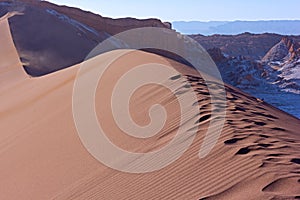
[173,19,300,23]
[173,20,300,35]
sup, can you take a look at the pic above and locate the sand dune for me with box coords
[0,12,28,88]
[0,12,300,200]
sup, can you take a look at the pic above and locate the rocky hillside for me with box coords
[263,37,300,62]
[262,37,300,94]
[191,33,300,60]
[202,36,300,118]
[0,0,171,76]
[2,0,171,35]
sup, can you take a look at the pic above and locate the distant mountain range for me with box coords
[173,20,300,35]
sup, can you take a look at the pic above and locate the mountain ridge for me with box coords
[173,20,300,35]
[0,0,171,35]
[0,0,172,76]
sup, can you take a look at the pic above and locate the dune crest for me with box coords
[0,12,28,89]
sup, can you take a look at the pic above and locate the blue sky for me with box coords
[47,0,300,22]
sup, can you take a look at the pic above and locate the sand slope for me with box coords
[0,13,300,200]
[0,12,28,88]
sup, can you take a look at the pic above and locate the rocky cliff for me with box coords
[0,0,171,76]
[191,33,300,60]
[262,37,300,62]
[202,35,300,117]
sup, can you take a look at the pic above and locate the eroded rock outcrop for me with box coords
[262,37,300,62]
